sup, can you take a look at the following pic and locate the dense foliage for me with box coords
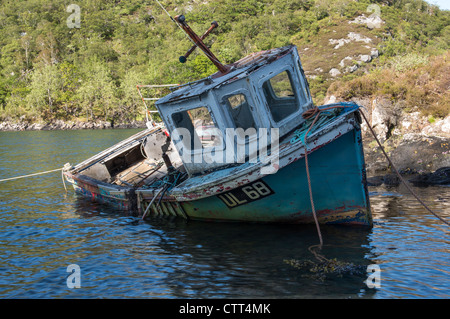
[0,0,448,124]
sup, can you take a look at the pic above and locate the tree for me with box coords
[0,77,11,110]
[0,0,448,123]
[118,69,146,122]
[76,58,117,121]
[26,64,62,119]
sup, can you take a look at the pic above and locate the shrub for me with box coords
[327,52,450,118]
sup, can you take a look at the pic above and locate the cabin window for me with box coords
[225,93,256,132]
[171,106,220,150]
[262,70,299,123]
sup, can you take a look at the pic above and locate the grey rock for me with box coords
[409,167,450,186]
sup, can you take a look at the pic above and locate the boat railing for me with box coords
[136,84,179,128]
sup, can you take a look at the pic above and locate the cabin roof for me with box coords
[156,45,295,105]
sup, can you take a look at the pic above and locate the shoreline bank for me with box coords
[0,119,147,131]
[1,115,449,184]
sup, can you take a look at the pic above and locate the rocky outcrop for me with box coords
[349,14,384,30]
[367,167,450,188]
[0,119,147,131]
[300,14,382,81]
[367,174,400,187]
[328,31,373,49]
[389,133,450,173]
[325,96,450,176]
[409,167,450,186]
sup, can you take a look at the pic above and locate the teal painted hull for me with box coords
[65,108,372,226]
[179,128,372,225]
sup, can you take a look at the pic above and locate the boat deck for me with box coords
[112,159,167,187]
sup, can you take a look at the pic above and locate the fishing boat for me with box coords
[63,15,372,226]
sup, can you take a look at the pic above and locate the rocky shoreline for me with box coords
[1,100,449,186]
[351,96,450,187]
[0,119,147,131]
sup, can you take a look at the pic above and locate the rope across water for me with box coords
[0,168,63,182]
[301,105,449,248]
[0,163,72,191]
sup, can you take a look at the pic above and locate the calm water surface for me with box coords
[0,129,448,299]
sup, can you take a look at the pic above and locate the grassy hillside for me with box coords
[0,0,448,124]
[328,51,449,118]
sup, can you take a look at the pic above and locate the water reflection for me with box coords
[1,129,448,299]
[367,184,450,298]
[64,194,376,298]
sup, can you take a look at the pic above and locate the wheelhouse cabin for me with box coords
[156,45,313,176]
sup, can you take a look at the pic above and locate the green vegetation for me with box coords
[328,51,450,117]
[0,0,448,124]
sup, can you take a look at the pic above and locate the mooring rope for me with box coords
[302,112,324,247]
[358,110,450,226]
[301,105,449,250]
[301,105,350,247]
[0,163,72,192]
[0,168,63,183]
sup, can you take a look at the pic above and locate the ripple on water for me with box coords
[368,185,450,298]
[0,130,449,298]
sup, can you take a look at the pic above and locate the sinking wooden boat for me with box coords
[64,16,372,226]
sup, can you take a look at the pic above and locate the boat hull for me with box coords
[64,111,371,226]
[175,128,371,225]
[64,173,136,211]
